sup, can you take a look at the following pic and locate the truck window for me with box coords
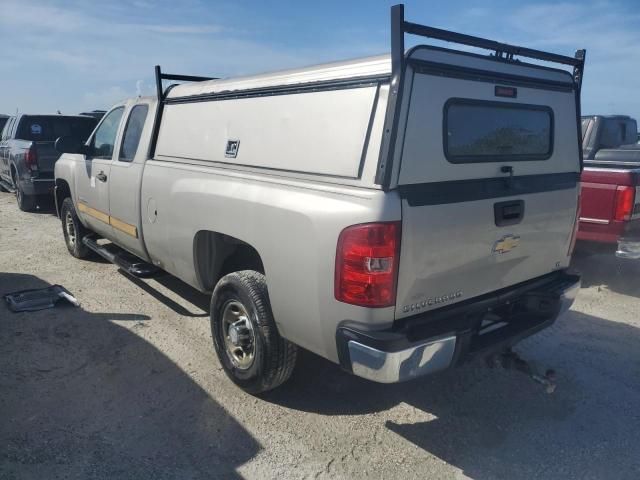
[2,117,15,141]
[600,118,638,148]
[0,117,7,137]
[91,107,124,159]
[581,118,592,139]
[118,105,149,162]
[16,116,97,142]
[444,99,553,163]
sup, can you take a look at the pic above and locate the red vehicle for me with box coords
[578,115,640,258]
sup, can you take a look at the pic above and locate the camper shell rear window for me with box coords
[443,99,553,163]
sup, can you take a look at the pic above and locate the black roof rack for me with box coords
[153,65,217,101]
[149,66,218,157]
[376,3,587,187]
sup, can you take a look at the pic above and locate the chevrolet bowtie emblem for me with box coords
[492,234,520,254]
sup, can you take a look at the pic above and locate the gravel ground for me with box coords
[1,190,639,480]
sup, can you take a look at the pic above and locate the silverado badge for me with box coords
[492,234,520,254]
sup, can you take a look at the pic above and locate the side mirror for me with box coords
[55,136,87,155]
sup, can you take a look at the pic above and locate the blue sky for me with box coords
[1,0,639,121]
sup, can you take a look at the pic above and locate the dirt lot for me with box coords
[1,190,639,480]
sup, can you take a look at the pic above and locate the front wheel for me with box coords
[60,197,90,259]
[210,270,298,394]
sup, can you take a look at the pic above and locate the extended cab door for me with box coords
[392,47,581,319]
[108,101,153,259]
[75,106,124,237]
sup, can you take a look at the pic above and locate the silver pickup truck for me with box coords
[54,5,583,394]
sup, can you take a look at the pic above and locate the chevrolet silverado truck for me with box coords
[0,113,97,210]
[54,5,583,394]
[578,115,640,258]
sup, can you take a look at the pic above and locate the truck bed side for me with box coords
[578,167,640,243]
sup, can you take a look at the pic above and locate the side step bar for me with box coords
[82,235,162,278]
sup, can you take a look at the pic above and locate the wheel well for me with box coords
[55,179,72,217]
[193,231,265,292]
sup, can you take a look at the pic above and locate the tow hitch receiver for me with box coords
[486,348,557,394]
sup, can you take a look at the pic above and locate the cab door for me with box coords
[108,101,153,260]
[75,106,124,237]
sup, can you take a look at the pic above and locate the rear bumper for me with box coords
[616,239,640,259]
[616,220,640,259]
[20,177,54,196]
[336,271,580,384]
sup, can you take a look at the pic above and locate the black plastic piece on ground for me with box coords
[4,285,79,312]
[82,235,162,278]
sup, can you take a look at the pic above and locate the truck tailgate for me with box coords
[392,47,580,319]
[33,141,59,177]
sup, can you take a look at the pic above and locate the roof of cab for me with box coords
[166,54,391,100]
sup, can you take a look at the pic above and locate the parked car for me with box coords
[54,5,583,394]
[0,114,98,210]
[577,115,640,258]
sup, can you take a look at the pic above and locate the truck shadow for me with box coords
[123,272,210,318]
[0,272,259,479]
[267,310,640,479]
[571,247,640,297]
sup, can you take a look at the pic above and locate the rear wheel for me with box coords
[13,171,36,212]
[61,197,90,259]
[210,270,297,394]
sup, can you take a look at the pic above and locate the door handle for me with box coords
[96,171,107,182]
[494,200,524,226]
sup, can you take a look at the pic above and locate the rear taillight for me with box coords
[335,222,400,308]
[568,193,581,256]
[25,146,38,171]
[613,186,635,221]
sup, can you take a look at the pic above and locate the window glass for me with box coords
[0,117,8,138]
[581,118,592,139]
[2,117,15,141]
[119,105,149,162]
[92,107,124,158]
[444,100,553,163]
[16,116,97,142]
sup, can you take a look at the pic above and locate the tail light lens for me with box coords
[613,186,635,221]
[25,146,38,171]
[335,222,401,308]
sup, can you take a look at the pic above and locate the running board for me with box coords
[0,178,16,193]
[82,235,162,278]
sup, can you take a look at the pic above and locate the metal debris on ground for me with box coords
[486,348,558,394]
[4,285,80,312]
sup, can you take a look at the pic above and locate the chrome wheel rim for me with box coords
[221,300,256,370]
[65,211,76,247]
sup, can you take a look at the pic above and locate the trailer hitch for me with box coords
[486,348,557,394]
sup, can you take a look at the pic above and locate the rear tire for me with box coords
[61,197,90,259]
[13,173,36,212]
[210,270,298,394]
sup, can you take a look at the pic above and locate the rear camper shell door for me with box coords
[392,46,580,186]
